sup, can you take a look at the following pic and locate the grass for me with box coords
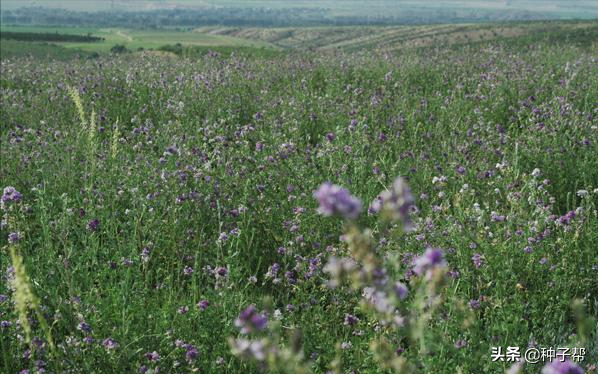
[0,39,93,60]
[0,21,597,374]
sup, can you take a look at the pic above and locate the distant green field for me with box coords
[2,20,597,61]
[0,26,277,53]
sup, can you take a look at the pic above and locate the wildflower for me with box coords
[576,190,588,197]
[265,263,280,279]
[541,359,584,374]
[490,212,506,222]
[313,182,362,220]
[557,211,576,225]
[362,287,394,313]
[2,186,22,203]
[145,351,160,362]
[230,338,266,361]
[215,267,228,277]
[235,305,268,334]
[323,256,356,287]
[469,299,481,310]
[8,232,22,244]
[471,253,484,268]
[102,338,119,350]
[413,248,446,278]
[197,300,209,310]
[87,219,100,232]
[344,314,360,326]
[185,345,199,361]
[77,322,92,333]
[507,361,525,374]
[393,282,409,300]
[370,177,415,229]
[141,247,151,263]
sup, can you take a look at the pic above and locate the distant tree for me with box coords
[110,44,129,54]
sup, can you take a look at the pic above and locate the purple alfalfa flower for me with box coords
[313,182,362,220]
[102,338,118,350]
[2,186,22,204]
[541,359,584,374]
[469,299,481,310]
[370,177,415,230]
[185,345,199,361]
[413,247,447,278]
[77,321,92,333]
[183,266,194,276]
[471,253,484,269]
[144,351,160,362]
[557,211,576,225]
[285,270,297,285]
[8,232,22,244]
[344,314,360,326]
[215,266,228,277]
[265,263,280,279]
[490,211,506,222]
[323,256,356,288]
[140,247,151,263]
[235,305,268,334]
[362,287,394,314]
[230,338,265,361]
[86,219,100,232]
[1,320,12,328]
[0,294,8,303]
[197,299,209,310]
[393,281,409,300]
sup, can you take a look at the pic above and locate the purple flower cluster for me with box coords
[234,305,268,334]
[2,186,22,203]
[313,182,362,220]
[541,359,584,374]
[370,177,415,229]
[413,248,447,278]
[557,211,576,225]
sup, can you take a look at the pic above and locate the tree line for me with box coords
[0,31,104,42]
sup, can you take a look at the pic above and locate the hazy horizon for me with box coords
[2,1,598,16]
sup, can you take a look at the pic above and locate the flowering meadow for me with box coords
[1,36,598,374]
